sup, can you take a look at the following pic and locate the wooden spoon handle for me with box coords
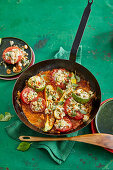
[19,133,113,150]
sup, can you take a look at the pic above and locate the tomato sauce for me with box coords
[19,69,95,134]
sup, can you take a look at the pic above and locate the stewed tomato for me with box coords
[30,97,46,113]
[2,46,23,64]
[50,69,71,89]
[64,97,84,120]
[54,117,72,132]
[20,87,38,104]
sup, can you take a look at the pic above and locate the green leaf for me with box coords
[58,101,64,105]
[79,109,87,114]
[0,114,4,120]
[76,75,80,82]
[17,142,32,152]
[72,83,78,88]
[57,87,63,96]
[71,112,77,117]
[0,112,12,121]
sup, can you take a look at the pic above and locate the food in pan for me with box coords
[2,46,23,64]
[17,68,95,134]
[1,41,30,74]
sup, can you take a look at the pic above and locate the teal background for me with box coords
[0,0,113,169]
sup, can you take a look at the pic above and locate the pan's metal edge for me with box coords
[12,59,101,136]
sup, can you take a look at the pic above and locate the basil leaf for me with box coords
[72,83,78,88]
[40,74,46,78]
[17,142,32,152]
[57,87,63,95]
[71,113,77,117]
[58,101,64,105]
[0,112,12,121]
[0,114,4,120]
[79,109,87,114]
[76,75,80,82]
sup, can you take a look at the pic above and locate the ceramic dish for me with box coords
[95,98,113,134]
[0,37,32,77]
[0,47,35,80]
[91,98,113,153]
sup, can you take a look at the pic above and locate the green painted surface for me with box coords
[0,0,113,169]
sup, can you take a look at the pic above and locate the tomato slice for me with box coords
[54,117,72,132]
[20,87,38,104]
[30,97,46,113]
[64,97,84,120]
[2,46,23,64]
[50,69,71,89]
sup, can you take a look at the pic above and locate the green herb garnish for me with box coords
[76,75,80,82]
[58,101,64,105]
[17,142,32,152]
[0,112,12,121]
[57,87,63,96]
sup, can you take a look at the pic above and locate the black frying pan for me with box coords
[13,0,101,135]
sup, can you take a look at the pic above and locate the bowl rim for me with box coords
[95,98,113,133]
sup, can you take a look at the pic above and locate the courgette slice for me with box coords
[59,88,72,103]
[54,105,65,119]
[42,114,55,132]
[57,86,63,97]
[71,72,77,84]
[72,93,90,104]
[28,76,45,92]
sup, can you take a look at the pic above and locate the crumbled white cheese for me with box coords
[76,89,90,99]
[55,119,70,129]
[27,90,37,101]
[54,105,65,119]
[10,41,14,46]
[83,115,89,122]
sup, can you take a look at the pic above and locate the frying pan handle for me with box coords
[69,0,93,62]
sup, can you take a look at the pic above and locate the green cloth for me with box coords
[54,46,82,64]
[5,46,82,164]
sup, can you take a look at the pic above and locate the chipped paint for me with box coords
[80,159,86,164]
[96,163,105,168]
[34,38,48,51]
[88,25,95,30]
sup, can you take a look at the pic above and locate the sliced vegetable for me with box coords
[45,85,59,110]
[72,88,93,104]
[83,115,89,122]
[54,117,72,132]
[54,105,65,119]
[20,87,38,104]
[50,69,71,89]
[43,114,55,132]
[2,46,23,64]
[64,97,84,120]
[70,72,77,84]
[28,75,45,92]
[30,97,46,113]
[59,88,72,103]
[57,86,63,97]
